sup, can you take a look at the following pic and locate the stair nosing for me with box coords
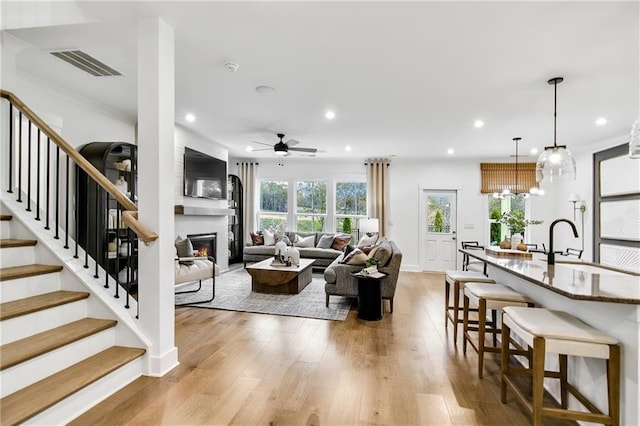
[0,291,90,321]
[0,239,37,249]
[0,264,63,282]
[0,346,146,426]
[0,318,118,370]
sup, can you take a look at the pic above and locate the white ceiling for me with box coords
[2,1,638,160]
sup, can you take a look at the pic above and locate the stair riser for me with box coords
[23,356,144,426]
[0,222,10,239]
[0,273,61,303]
[0,246,35,268]
[0,329,115,398]
[1,300,87,345]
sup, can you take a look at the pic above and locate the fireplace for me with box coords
[188,232,217,260]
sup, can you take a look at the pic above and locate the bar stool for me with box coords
[462,282,534,378]
[444,271,495,344]
[501,307,620,426]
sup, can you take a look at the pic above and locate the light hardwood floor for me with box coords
[71,272,575,425]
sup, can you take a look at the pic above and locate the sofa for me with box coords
[324,238,402,312]
[243,231,346,268]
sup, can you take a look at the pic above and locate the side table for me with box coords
[352,272,389,321]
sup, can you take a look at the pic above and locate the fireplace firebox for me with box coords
[187,233,217,261]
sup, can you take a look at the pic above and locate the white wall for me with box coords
[174,124,229,270]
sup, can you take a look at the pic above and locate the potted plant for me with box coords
[499,211,543,250]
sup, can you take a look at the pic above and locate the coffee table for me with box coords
[246,258,315,294]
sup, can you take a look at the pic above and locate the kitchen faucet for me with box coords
[548,218,579,265]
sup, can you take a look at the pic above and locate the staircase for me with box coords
[0,213,146,425]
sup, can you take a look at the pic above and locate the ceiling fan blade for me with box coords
[250,140,274,147]
[250,148,273,152]
[288,147,317,153]
[284,138,300,146]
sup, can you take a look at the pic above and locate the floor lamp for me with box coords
[568,193,586,251]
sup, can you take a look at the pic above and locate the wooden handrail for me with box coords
[1,89,158,244]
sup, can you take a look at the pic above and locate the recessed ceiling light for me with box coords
[224,62,239,72]
[255,85,276,94]
[474,120,484,128]
[325,110,336,120]
[246,146,253,152]
[345,145,352,152]
[530,148,539,155]
[447,148,455,155]
[595,117,607,126]
[185,113,196,122]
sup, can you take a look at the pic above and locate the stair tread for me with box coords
[0,346,145,426]
[0,290,89,321]
[0,239,37,248]
[1,318,118,370]
[0,215,11,221]
[0,264,63,282]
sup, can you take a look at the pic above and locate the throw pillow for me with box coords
[371,241,392,266]
[344,248,368,265]
[316,234,335,249]
[361,245,375,255]
[263,229,276,246]
[250,232,264,246]
[343,244,356,258]
[294,234,315,248]
[331,235,352,251]
[357,234,378,248]
[175,237,194,265]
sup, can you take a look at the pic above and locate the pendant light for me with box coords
[536,77,576,183]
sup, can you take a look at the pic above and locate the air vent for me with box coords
[50,50,122,77]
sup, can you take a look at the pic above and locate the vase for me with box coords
[517,242,528,251]
[499,236,511,249]
[510,233,523,248]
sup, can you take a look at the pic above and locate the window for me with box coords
[258,180,288,230]
[335,181,367,241]
[296,181,327,232]
[488,195,526,246]
[427,195,452,233]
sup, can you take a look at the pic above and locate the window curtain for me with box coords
[239,162,257,245]
[366,158,390,236]
[480,163,538,194]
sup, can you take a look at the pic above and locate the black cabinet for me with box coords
[76,142,137,286]
[228,174,243,264]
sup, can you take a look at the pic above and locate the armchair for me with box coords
[174,255,219,306]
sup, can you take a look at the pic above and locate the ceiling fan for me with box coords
[250,133,318,156]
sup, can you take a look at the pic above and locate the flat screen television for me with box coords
[183,147,227,200]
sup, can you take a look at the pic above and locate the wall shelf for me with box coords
[174,205,235,216]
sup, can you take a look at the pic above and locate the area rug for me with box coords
[175,268,353,321]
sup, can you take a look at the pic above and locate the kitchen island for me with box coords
[461,249,640,425]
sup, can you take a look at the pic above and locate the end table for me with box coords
[351,271,389,321]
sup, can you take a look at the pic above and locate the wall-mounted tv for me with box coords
[183,147,227,200]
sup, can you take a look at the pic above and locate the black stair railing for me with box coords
[1,89,158,317]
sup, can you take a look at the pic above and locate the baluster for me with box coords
[114,207,121,296]
[64,155,69,249]
[17,111,22,202]
[45,137,50,230]
[35,128,41,220]
[26,121,31,212]
[7,103,13,193]
[74,163,79,258]
[94,180,100,279]
[105,190,110,289]
[83,171,89,268]
[54,146,60,239]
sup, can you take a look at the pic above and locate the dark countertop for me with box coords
[461,249,640,304]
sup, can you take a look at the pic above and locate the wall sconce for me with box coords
[568,193,586,251]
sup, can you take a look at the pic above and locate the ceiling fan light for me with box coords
[274,149,287,156]
[536,145,576,183]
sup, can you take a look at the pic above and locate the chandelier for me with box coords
[493,137,544,199]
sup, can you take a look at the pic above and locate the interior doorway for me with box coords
[420,190,457,271]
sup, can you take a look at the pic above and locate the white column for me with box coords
[137,17,178,376]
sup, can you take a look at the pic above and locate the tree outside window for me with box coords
[259,180,288,230]
[488,194,526,245]
[296,181,326,232]
[335,181,367,241]
[427,195,451,233]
